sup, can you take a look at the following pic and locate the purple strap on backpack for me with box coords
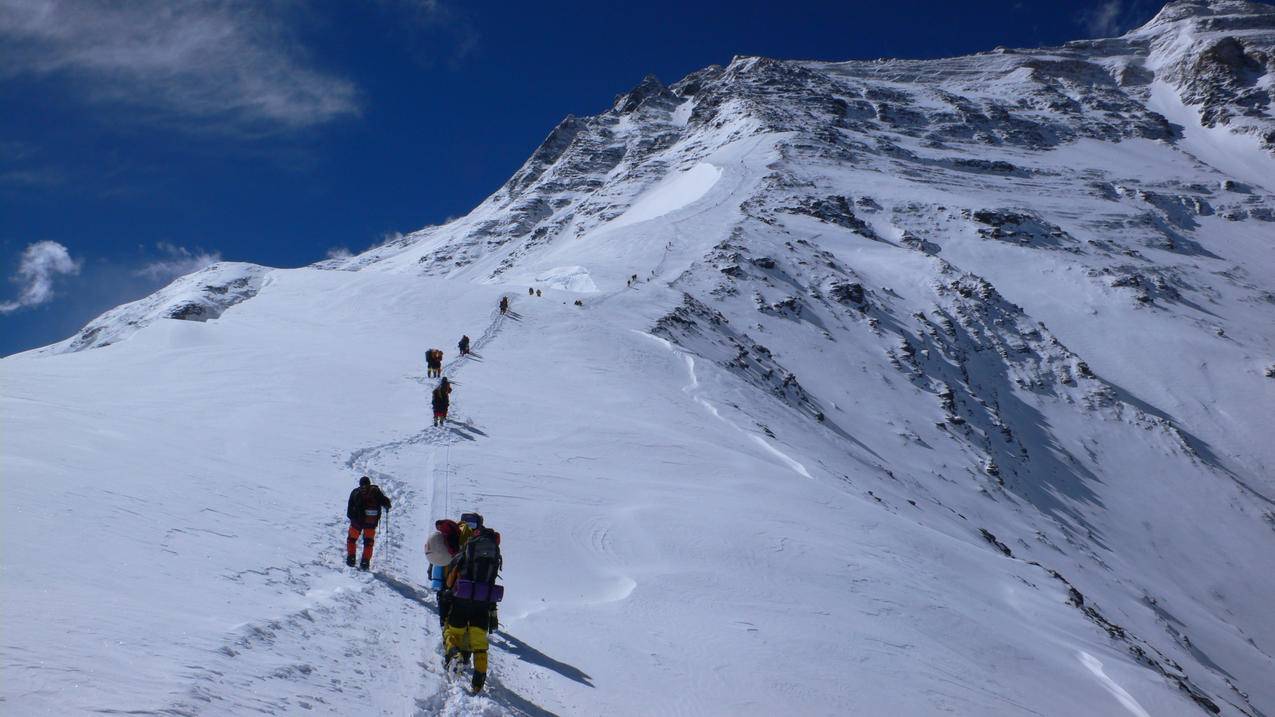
[454,579,504,603]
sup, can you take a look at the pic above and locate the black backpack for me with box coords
[460,531,502,586]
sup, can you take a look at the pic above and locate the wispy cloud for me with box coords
[1077,0,1155,38]
[134,242,220,281]
[0,240,81,313]
[375,0,477,67]
[0,0,360,133]
[0,140,65,190]
[0,166,65,188]
[325,246,353,260]
[1080,1,1126,37]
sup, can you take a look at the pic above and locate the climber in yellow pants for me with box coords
[442,518,500,694]
[443,597,491,692]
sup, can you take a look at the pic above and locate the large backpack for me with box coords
[355,486,385,526]
[454,530,503,603]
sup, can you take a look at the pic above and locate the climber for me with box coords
[443,523,503,694]
[345,476,392,570]
[432,379,451,427]
[499,296,509,315]
[438,511,483,630]
[425,348,443,378]
[426,519,461,627]
[458,335,470,356]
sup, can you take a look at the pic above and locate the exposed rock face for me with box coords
[1136,0,1275,150]
[321,0,1273,286]
[969,210,1076,249]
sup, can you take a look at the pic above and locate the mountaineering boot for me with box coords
[359,558,370,571]
[471,671,486,693]
[346,555,356,568]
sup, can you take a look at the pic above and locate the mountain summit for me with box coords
[5,2,1275,715]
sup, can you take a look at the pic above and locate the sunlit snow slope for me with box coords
[4,2,1275,715]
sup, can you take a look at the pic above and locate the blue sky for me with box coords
[0,0,1166,356]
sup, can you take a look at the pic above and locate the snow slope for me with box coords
[5,1,1275,715]
[4,270,1232,717]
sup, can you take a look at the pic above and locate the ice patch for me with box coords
[608,162,722,229]
[536,265,598,293]
[1078,651,1153,717]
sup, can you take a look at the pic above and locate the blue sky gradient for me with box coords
[0,0,1169,355]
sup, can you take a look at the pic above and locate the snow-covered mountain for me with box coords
[4,1,1274,715]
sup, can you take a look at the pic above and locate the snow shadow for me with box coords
[1101,380,1273,507]
[1138,211,1223,259]
[447,426,477,441]
[373,571,435,609]
[873,296,1111,547]
[454,422,487,437]
[374,578,565,717]
[481,680,562,717]
[371,574,590,710]
[1142,596,1240,683]
[491,630,594,688]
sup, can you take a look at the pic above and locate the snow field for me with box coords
[3,264,1220,715]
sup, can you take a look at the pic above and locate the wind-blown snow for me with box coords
[533,265,598,293]
[1080,651,1155,717]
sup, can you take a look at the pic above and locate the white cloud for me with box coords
[0,0,360,132]
[134,242,220,281]
[325,246,352,260]
[0,240,81,313]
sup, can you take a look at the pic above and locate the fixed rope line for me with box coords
[444,428,452,518]
[434,302,506,520]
